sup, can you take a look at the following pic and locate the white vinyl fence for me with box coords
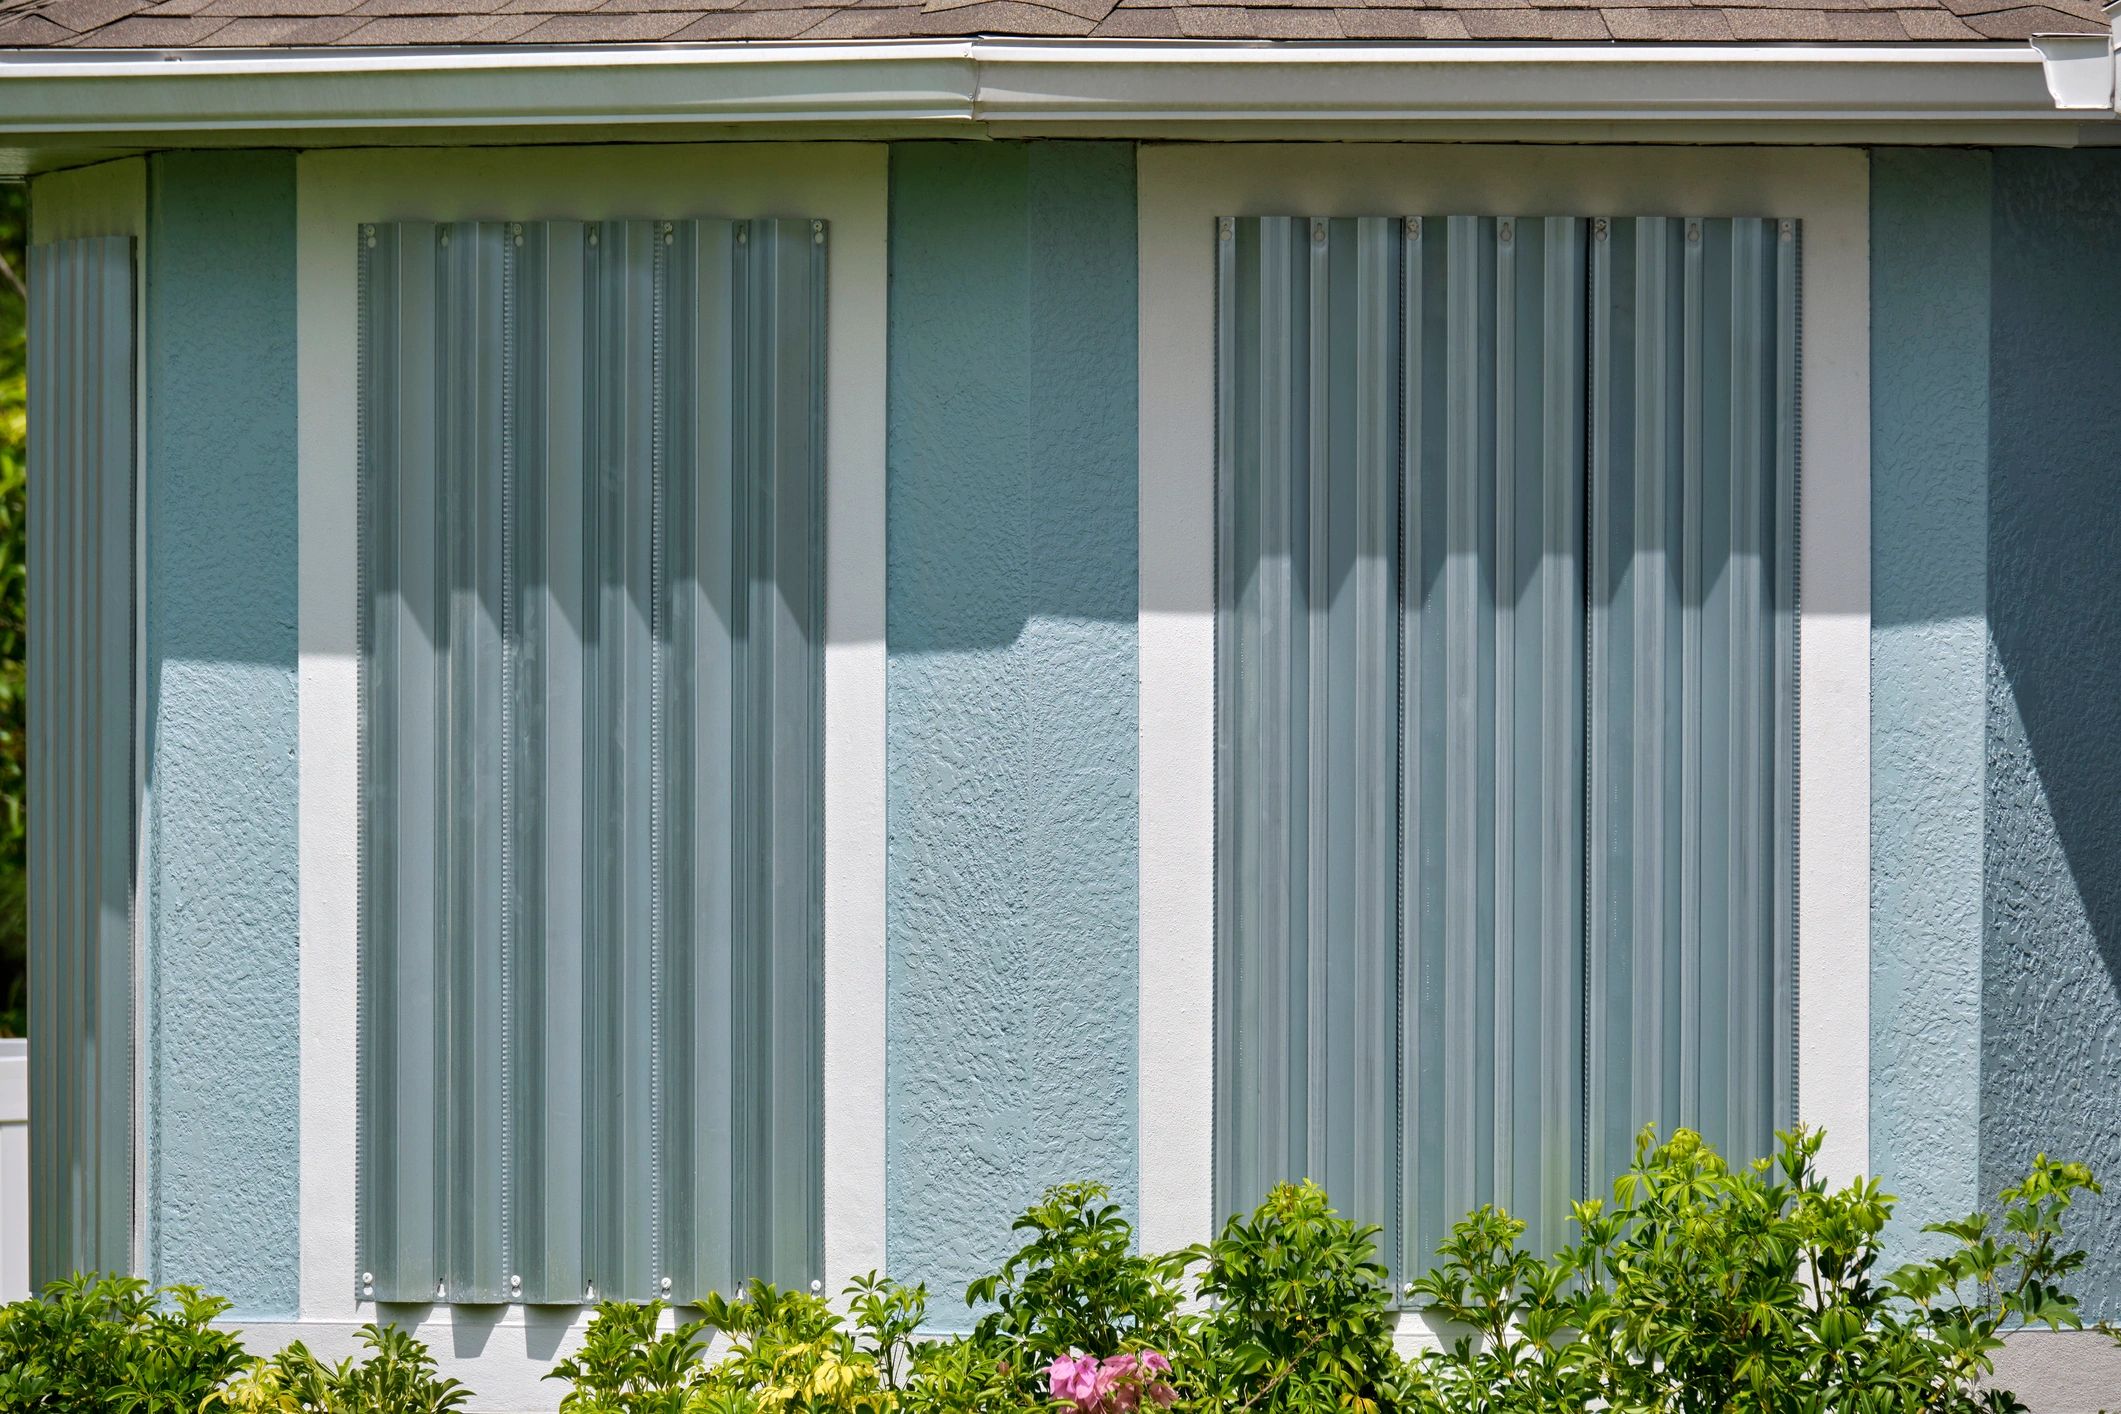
[0,1038,25,1301]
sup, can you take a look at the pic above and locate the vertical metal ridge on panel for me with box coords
[360,222,442,1303]
[657,219,736,1299]
[584,220,658,1301]
[1587,217,1797,1190]
[1401,217,1584,1271]
[440,223,509,1304]
[728,219,826,1290]
[509,219,588,1305]
[1215,217,1399,1253]
[27,235,135,1284]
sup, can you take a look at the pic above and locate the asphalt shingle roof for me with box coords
[0,0,2099,53]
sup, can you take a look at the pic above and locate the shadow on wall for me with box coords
[1984,147,2121,1320]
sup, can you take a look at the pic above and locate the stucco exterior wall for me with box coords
[142,151,301,1313]
[885,141,1140,1319]
[1984,147,2121,1320]
[1868,148,1990,1260]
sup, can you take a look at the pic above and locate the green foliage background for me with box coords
[0,182,27,1037]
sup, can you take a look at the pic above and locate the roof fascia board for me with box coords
[0,39,2090,141]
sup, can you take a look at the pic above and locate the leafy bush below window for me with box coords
[1,1126,2103,1413]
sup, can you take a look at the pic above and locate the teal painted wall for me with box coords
[144,152,301,1313]
[1868,149,1990,1258]
[886,141,1139,1318]
[1983,148,2121,1316]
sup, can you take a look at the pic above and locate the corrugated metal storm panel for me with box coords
[509,219,588,1306]
[581,219,658,1302]
[725,218,826,1292]
[360,216,826,1307]
[1214,216,1401,1254]
[358,220,510,1304]
[1401,216,1585,1272]
[439,221,510,1306]
[27,234,135,1284]
[1587,216,1799,1191]
[656,219,737,1301]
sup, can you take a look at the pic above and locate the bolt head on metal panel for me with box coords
[1311,219,1326,244]
[1219,217,1234,241]
[1595,217,1609,241]
[812,219,826,245]
[1405,217,1421,239]
[1499,219,1514,245]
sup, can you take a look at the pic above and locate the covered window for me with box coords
[357,218,826,1305]
[1214,214,1798,1272]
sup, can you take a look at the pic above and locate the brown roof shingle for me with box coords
[0,0,2101,49]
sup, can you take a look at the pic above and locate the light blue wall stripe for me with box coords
[1984,149,2121,1317]
[144,151,301,1313]
[1868,150,1989,1262]
[886,141,1138,1320]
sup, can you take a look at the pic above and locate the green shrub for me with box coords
[963,1181,1191,1409]
[1406,1126,2100,1414]
[548,1297,711,1411]
[1189,1180,1406,1414]
[212,1322,469,1414]
[0,1273,250,1413]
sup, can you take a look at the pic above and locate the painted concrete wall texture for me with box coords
[885,141,1140,1318]
[1868,149,1990,1259]
[1985,148,2121,1318]
[144,152,302,1314]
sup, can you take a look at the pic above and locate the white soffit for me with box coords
[0,40,2105,144]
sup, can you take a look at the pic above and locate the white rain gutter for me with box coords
[0,39,2089,142]
[2033,4,2121,111]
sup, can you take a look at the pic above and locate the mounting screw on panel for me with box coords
[661,1276,673,1293]
[588,229,599,249]
[1311,218,1326,244]
[1405,216,1421,239]
[436,1280,447,1300]
[1218,217,1234,241]
[1499,218,1514,245]
[1594,217,1609,241]
[811,1280,823,1294]
[736,225,748,245]
[813,219,826,245]
[361,224,376,250]
[511,1274,522,1290]
[1687,219,1701,244]
[1780,219,1795,240]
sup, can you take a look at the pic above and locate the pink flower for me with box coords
[1049,1354,1100,1406]
[1048,1350,1177,1414]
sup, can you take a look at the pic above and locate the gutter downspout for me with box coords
[2033,4,2120,110]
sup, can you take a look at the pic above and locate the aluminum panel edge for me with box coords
[27,233,136,1285]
